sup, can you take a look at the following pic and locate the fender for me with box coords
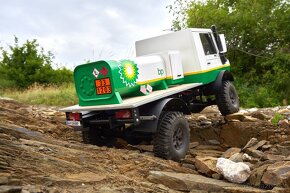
[211,70,234,93]
[133,98,190,132]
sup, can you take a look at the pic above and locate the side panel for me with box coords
[183,65,231,84]
[135,29,203,76]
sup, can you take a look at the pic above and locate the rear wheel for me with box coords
[82,126,116,147]
[216,80,240,116]
[153,111,190,161]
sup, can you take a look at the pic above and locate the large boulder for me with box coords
[261,161,290,188]
[220,122,276,147]
[216,158,251,183]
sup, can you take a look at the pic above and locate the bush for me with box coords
[0,37,73,89]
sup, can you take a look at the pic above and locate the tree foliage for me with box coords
[0,37,73,89]
[168,0,290,107]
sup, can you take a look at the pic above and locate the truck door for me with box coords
[199,33,222,68]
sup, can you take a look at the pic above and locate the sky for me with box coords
[0,0,175,69]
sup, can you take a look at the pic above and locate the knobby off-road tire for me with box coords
[153,111,190,161]
[216,80,240,116]
[82,127,116,147]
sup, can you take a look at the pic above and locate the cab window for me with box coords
[199,33,217,55]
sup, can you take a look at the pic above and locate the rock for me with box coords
[0,176,9,185]
[250,112,270,120]
[262,154,285,161]
[189,142,199,149]
[281,141,290,146]
[200,120,212,126]
[248,108,258,112]
[194,156,218,177]
[242,153,253,162]
[243,116,260,122]
[182,163,196,171]
[225,113,246,122]
[242,138,258,151]
[247,149,265,159]
[147,171,266,192]
[261,161,290,188]
[274,145,290,156]
[197,115,207,121]
[208,139,220,145]
[147,171,190,191]
[0,185,22,193]
[250,140,268,150]
[216,158,251,183]
[278,108,290,114]
[278,119,289,129]
[243,162,255,170]
[222,147,241,158]
[229,153,244,162]
[261,144,272,151]
[220,122,275,148]
[212,173,222,180]
[248,164,270,187]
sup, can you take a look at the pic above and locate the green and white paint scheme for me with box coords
[74,28,230,106]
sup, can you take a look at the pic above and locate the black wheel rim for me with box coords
[173,127,183,150]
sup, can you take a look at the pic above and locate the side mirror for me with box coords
[219,34,227,53]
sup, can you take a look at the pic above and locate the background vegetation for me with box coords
[168,0,290,107]
[0,37,75,106]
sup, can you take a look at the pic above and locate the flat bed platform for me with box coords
[60,83,202,112]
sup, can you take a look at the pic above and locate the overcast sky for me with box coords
[0,0,175,68]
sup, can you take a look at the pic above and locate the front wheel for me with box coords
[216,80,240,116]
[153,111,190,161]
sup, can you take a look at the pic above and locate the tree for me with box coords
[0,37,73,88]
[168,0,290,107]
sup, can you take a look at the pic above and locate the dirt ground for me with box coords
[0,98,289,193]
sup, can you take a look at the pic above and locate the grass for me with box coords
[271,113,284,125]
[0,83,78,107]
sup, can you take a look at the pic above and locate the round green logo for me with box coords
[118,60,139,87]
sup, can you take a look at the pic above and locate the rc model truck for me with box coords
[61,26,240,161]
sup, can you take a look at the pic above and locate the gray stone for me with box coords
[147,171,266,192]
[222,147,241,158]
[247,149,265,159]
[229,153,244,162]
[262,154,285,161]
[250,140,268,150]
[242,138,258,151]
[261,161,290,188]
[208,139,220,145]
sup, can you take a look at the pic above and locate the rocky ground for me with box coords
[0,98,289,193]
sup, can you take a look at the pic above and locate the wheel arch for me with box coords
[133,98,190,133]
[205,70,234,94]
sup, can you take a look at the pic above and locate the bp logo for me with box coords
[118,60,139,87]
